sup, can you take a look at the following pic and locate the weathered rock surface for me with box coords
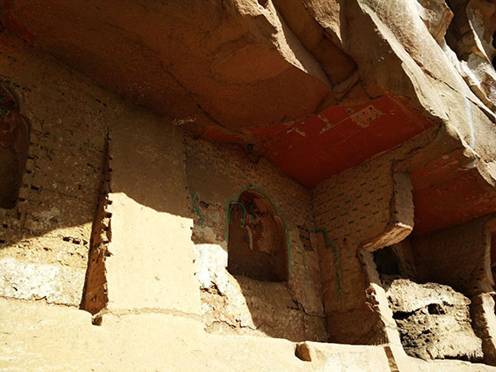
[386,279,483,361]
[0,257,85,305]
[1,1,496,371]
[194,244,327,342]
[2,1,494,139]
[446,0,496,111]
[2,0,334,131]
[2,1,496,209]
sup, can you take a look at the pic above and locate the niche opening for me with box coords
[374,246,401,279]
[228,190,287,282]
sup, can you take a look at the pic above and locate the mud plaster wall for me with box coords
[185,136,326,341]
[0,35,201,314]
[0,34,192,311]
[312,131,434,344]
[104,107,200,316]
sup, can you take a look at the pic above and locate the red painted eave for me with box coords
[203,95,434,187]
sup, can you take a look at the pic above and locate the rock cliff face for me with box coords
[1,1,493,131]
[0,1,496,371]
[3,0,495,188]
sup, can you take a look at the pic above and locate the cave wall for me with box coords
[412,216,496,364]
[312,130,437,344]
[0,34,201,318]
[0,33,328,341]
[313,153,393,344]
[412,217,493,296]
[0,1,495,369]
[0,35,107,305]
[185,136,327,341]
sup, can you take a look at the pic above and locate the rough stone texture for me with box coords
[360,249,405,351]
[195,244,230,294]
[195,244,327,342]
[0,83,30,210]
[386,279,483,361]
[362,172,414,252]
[341,0,496,166]
[445,0,496,111]
[1,0,333,132]
[0,35,202,314]
[80,136,111,316]
[412,216,496,365]
[1,1,496,370]
[472,293,496,366]
[2,1,496,221]
[0,257,84,305]
[3,0,494,151]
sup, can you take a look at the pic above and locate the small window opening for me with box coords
[0,85,30,209]
[228,190,287,281]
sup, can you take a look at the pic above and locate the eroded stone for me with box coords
[386,278,483,361]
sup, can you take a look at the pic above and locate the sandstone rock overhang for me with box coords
[1,0,495,235]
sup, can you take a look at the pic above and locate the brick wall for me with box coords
[185,136,326,340]
[312,131,433,344]
[0,36,141,305]
[313,156,393,343]
[314,158,393,245]
[412,216,493,296]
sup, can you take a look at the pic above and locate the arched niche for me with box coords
[227,190,287,282]
[0,85,30,209]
